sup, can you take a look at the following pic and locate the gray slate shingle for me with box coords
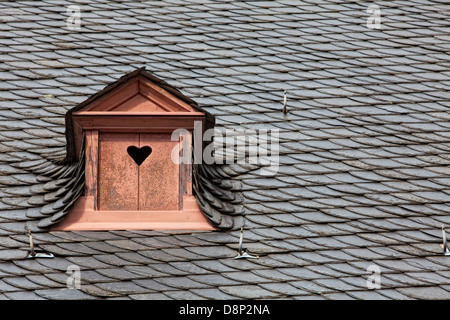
[0,0,449,300]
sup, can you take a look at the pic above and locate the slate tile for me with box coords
[403,258,447,272]
[54,242,103,255]
[155,276,213,290]
[223,271,273,285]
[192,260,238,273]
[426,256,450,269]
[321,292,357,300]
[48,232,91,242]
[274,226,316,238]
[133,279,175,292]
[376,289,412,300]
[93,254,138,267]
[124,266,169,278]
[191,288,237,300]
[4,275,46,290]
[290,280,332,295]
[105,239,151,251]
[342,248,389,261]
[219,285,280,299]
[242,256,289,269]
[315,207,357,221]
[278,267,327,280]
[44,271,77,286]
[35,288,96,300]
[13,259,54,274]
[4,291,44,300]
[167,262,210,275]
[35,257,76,272]
[307,265,349,278]
[293,252,335,264]
[162,248,201,260]
[307,237,349,250]
[268,213,307,225]
[78,284,123,298]
[163,290,206,300]
[372,260,421,273]
[259,283,308,296]
[150,263,192,276]
[96,268,146,281]
[318,249,358,262]
[130,293,172,300]
[358,233,402,246]
[406,270,450,286]
[173,234,215,246]
[25,275,62,289]
[94,281,150,295]
[138,250,185,262]
[397,287,450,300]
[192,232,238,244]
[0,262,32,276]
[83,241,128,253]
[293,294,327,300]
[368,246,411,260]
[188,274,241,287]
[0,279,21,292]
[383,274,430,287]
[219,257,275,272]
[114,252,159,265]
[252,268,297,282]
[263,240,304,253]
[232,242,280,255]
[77,270,114,284]
[0,249,28,260]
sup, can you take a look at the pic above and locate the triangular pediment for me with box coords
[74,70,197,113]
[65,68,215,162]
[111,94,168,112]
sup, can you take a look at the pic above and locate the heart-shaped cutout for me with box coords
[127,146,152,166]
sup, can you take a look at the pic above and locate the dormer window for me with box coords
[53,68,216,231]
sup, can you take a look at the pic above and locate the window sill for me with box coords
[52,196,216,231]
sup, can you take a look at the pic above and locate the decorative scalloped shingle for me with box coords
[0,0,449,300]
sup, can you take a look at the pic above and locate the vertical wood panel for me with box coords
[180,132,193,199]
[98,133,139,210]
[139,133,179,210]
[85,130,98,209]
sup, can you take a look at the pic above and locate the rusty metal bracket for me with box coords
[27,252,54,259]
[441,225,450,256]
[26,230,54,259]
[233,226,258,260]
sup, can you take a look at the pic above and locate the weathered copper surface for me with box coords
[139,133,179,210]
[98,133,139,210]
[114,94,166,112]
[98,132,179,211]
[52,196,215,231]
[85,130,99,209]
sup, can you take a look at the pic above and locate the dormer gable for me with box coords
[55,68,216,231]
[64,67,214,163]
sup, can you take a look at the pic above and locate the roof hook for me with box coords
[27,229,35,258]
[441,225,450,256]
[233,226,258,260]
[26,229,54,259]
[283,90,287,114]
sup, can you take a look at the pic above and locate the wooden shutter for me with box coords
[98,132,179,211]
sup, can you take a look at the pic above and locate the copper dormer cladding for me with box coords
[50,68,239,231]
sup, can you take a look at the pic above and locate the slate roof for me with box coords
[0,0,450,300]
